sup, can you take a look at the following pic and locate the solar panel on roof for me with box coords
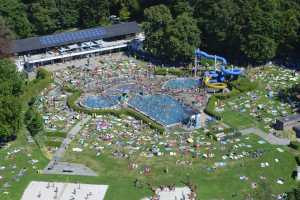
[39,28,107,46]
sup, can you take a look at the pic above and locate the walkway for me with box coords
[42,115,97,176]
[240,127,290,145]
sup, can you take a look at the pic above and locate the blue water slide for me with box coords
[195,49,241,76]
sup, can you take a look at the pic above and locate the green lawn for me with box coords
[222,111,257,129]
[59,134,297,200]
[0,66,299,200]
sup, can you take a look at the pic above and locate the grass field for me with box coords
[0,66,299,200]
[60,132,297,200]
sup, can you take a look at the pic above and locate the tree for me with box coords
[0,59,24,142]
[241,34,277,64]
[119,6,131,21]
[110,0,141,21]
[56,0,81,29]
[165,13,200,63]
[25,108,44,136]
[0,0,32,38]
[0,59,24,96]
[28,0,59,35]
[143,5,200,63]
[170,0,193,17]
[143,5,173,59]
[79,0,110,28]
[0,17,14,58]
[0,96,22,142]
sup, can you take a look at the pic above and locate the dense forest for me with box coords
[0,0,300,142]
[0,0,299,65]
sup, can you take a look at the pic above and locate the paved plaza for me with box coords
[142,187,193,200]
[21,181,108,200]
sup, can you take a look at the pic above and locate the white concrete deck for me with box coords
[21,181,108,200]
[142,187,193,200]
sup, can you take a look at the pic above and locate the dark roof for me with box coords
[278,114,300,123]
[10,22,141,54]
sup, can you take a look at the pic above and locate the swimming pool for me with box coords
[105,83,143,95]
[128,94,197,126]
[82,95,119,109]
[163,78,200,90]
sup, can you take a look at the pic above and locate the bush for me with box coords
[21,68,53,103]
[25,108,44,136]
[204,96,222,120]
[36,68,49,79]
[289,141,300,150]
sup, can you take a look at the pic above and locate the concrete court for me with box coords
[21,181,108,200]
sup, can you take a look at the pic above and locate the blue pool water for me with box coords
[163,78,200,90]
[128,94,196,126]
[83,96,119,109]
[105,83,142,95]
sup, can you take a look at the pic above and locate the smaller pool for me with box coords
[163,78,200,90]
[82,96,119,109]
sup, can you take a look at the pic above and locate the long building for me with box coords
[10,21,144,71]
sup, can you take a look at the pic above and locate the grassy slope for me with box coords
[62,134,297,200]
[0,67,298,200]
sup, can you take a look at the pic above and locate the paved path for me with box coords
[42,115,97,176]
[53,115,91,162]
[240,127,290,145]
[43,162,97,176]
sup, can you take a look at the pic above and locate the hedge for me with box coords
[204,95,222,120]
[44,140,62,147]
[45,131,67,138]
[154,67,188,77]
[65,87,165,134]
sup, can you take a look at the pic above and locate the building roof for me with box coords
[278,114,300,123]
[10,22,141,54]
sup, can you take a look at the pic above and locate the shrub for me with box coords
[25,108,44,136]
[289,141,300,150]
[204,96,222,120]
[36,68,49,79]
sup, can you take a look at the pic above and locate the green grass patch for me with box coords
[44,140,62,147]
[154,67,189,76]
[45,131,67,138]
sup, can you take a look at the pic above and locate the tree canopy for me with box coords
[0,0,299,64]
[0,59,24,142]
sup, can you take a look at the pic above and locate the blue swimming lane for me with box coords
[163,78,200,90]
[83,96,119,109]
[128,94,196,126]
